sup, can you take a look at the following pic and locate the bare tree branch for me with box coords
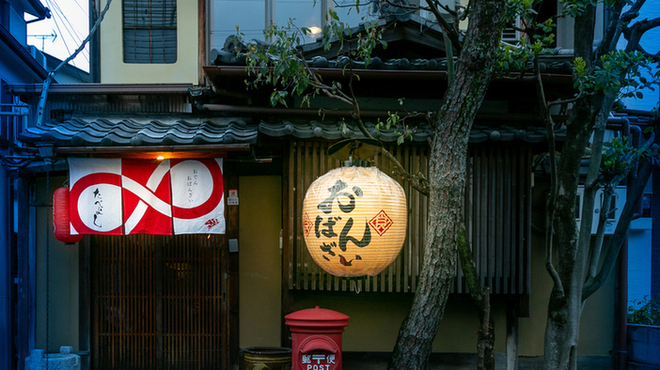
[534,58,564,294]
[624,16,660,61]
[582,154,654,300]
[425,0,463,53]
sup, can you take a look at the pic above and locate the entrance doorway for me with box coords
[91,234,227,370]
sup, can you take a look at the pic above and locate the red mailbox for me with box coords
[285,306,349,370]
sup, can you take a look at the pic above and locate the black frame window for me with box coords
[123,0,177,64]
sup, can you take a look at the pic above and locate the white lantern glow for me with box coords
[302,164,407,277]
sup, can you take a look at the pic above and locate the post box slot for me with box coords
[300,337,338,354]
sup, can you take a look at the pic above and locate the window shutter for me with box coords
[123,0,177,64]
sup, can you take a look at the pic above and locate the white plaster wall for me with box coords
[99,0,199,84]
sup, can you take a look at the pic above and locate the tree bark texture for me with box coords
[387,1,505,369]
[543,5,619,370]
[458,225,495,370]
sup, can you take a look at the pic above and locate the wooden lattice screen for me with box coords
[91,234,225,370]
[286,141,532,295]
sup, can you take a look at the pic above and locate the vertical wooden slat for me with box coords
[488,148,496,292]
[524,147,532,296]
[155,238,164,369]
[502,147,515,294]
[496,146,504,294]
[282,142,295,346]
[287,141,296,291]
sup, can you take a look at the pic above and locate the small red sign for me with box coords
[303,212,314,236]
[369,210,393,236]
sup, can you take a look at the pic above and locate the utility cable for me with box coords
[36,0,114,126]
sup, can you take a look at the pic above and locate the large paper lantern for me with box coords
[53,187,83,244]
[302,163,407,277]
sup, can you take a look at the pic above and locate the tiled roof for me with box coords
[20,117,259,146]
[20,117,563,148]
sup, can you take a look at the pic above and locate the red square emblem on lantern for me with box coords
[369,210,393,236]
[303,212,314,236]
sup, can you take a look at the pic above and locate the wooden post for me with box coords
[79,237,91,370]
[506,301,519,370]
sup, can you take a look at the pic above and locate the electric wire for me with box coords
[40,0,90,69]
[48,0,88,63]
[43,0,73,58]
[49,0,86,47]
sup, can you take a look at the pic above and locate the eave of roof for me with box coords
[204,65,573,84]
[0,24,48,80]
[7,83,194,95]
[19,117,564,157]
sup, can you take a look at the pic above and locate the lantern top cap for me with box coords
[328,138,382,162]
[342,160,371,167]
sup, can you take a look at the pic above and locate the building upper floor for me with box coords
[94,0,605,85]
[1,0,48,46]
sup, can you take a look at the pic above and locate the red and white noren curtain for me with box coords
[68,158,225,235]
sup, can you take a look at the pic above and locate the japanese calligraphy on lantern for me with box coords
[302,166,407,277]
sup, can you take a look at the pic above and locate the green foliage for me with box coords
[560,0,597,18]
[600,136,649,180]
[495,0,555,75]
[628,295,660,326]
[573,51,659,99]
[241,13,386,109]
[240,8,420,145]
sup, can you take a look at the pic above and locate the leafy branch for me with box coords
[239,15,430,195]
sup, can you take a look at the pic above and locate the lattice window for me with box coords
[285,141,532,295]
[123,0,177,64]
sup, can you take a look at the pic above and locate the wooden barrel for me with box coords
[240,347,292,370]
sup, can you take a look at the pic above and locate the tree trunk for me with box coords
[476,289,495,370]
[543,289,582,370]
[459,225,495,370]
[387,1,506,369]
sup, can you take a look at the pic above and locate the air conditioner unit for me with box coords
[502,17,522,42]
[575,186,626,235]
[27,45,47,70]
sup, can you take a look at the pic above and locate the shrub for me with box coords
[628,294,660,326]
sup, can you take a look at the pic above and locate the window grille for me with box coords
[123,0,177,64]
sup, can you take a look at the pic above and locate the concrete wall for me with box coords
[35,176,80,352]
[629,225,653,306]
[99,0,199,84]
[239,176,282,348]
